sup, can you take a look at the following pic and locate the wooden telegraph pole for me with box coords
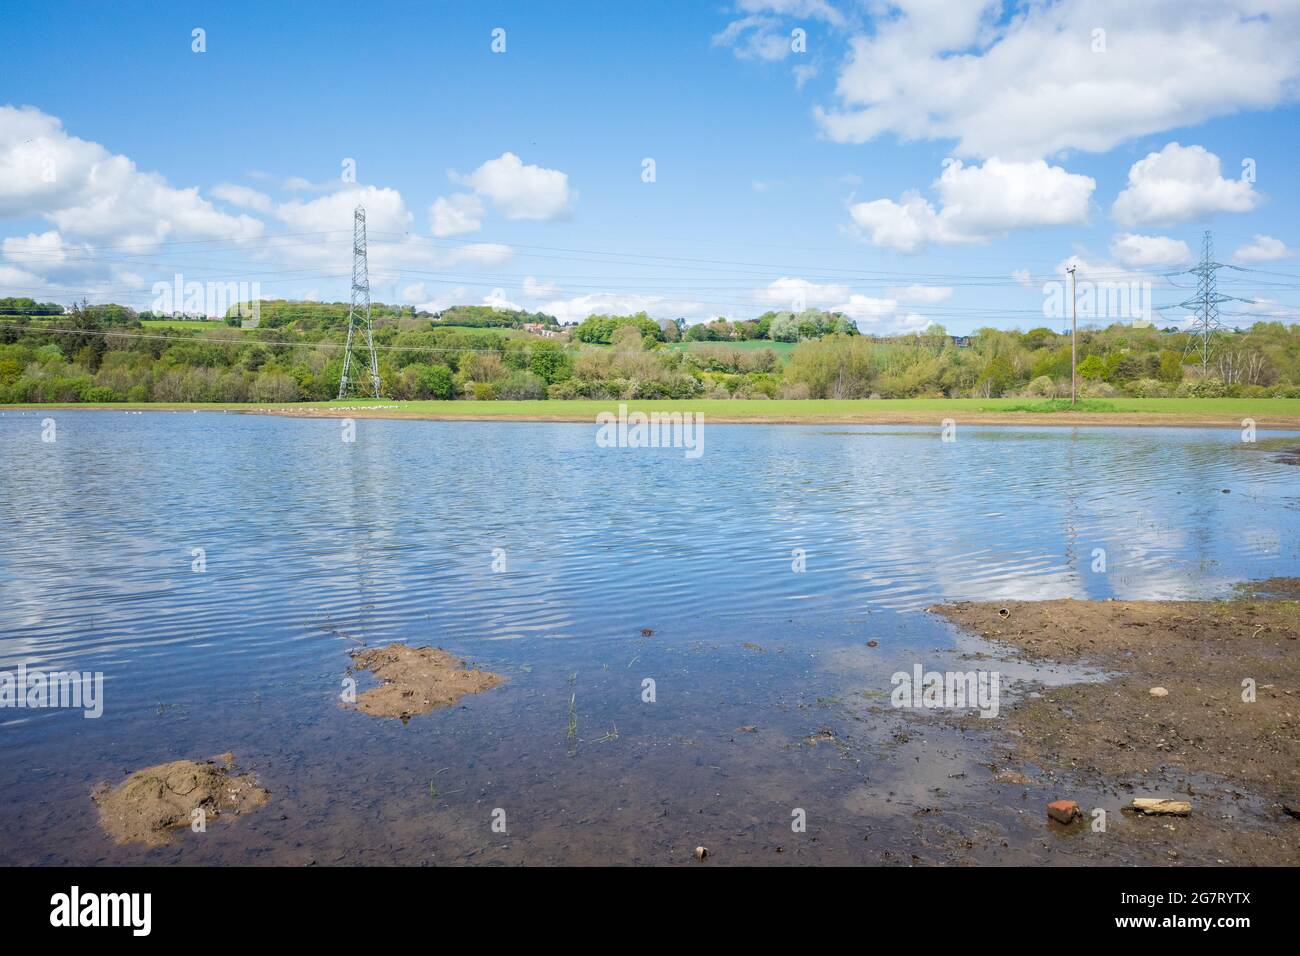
[1067,265,1077,406]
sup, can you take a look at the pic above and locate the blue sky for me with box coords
[2,0,1298,333]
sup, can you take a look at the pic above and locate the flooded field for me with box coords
[1,411,1298,865]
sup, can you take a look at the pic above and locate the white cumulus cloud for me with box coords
[714,1,847,61]
[891,284,953,304]
[814,0,1300,160]
[538,292,709,325]
[211,183,275,214]
[0,105,263,250]
[522,275,559,298]
[1112,143,1258,227]
[1233,234,1290,263]
[429,193,484,237]
[483,288,523,311]
[450,152,574,221]
[756,276,850,307]
[848,158,1095,252]
[753,277,936,333]
[1110,233,1193,268]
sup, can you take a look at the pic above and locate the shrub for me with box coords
[547,380,580,400]
[80,385,122,402]
[1176,377,1227,398]
[1023,375,1058,397]
[1077,354,1106,380]
[786,335,875,398]
[497,371,546,400]
[1123,378,1167,398]
[1080,380,1119,398]
[395,363,452,400]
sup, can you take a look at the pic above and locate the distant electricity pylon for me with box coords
[337,205,381,399]
[1177,230,1252,375]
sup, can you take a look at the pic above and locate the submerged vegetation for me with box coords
[3,298,1300,404]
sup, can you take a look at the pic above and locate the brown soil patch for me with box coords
[348,643,505,719]
[932,589,1300,863]
[92,753,268,846]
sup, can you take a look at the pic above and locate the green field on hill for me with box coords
[140,320,244,331]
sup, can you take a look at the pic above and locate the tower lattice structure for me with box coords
[337,205,381,399]
[1177,230,1252,375]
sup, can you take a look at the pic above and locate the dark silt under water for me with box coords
[1,410,1297,865]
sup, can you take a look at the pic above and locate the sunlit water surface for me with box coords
[1,411,1296,864]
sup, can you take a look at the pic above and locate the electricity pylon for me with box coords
[1177,230,1252,375]
[337,205,381,399]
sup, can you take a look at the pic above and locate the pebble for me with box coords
[1047,799,1081,824]
[1129,798,1192,816]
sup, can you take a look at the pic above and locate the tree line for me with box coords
[2,301,1299,404]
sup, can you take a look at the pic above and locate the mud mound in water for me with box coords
[92,753,268,846]
[349,644,505,719]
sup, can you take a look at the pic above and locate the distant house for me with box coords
[522,322,562,338]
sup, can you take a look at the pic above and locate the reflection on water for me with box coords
[0,411,1296,864]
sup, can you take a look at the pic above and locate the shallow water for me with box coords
[1,411,1297,864]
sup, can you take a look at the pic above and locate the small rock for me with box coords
[1129,798,1192,816]
[995,771,1032,785]
[866,640,878,647]
[640,628,654,637]
[1047,799,1081,824]
[694,846,709,860]
[737,725,757,733]
[1149,686,1169,698]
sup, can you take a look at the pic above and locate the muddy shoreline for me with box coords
[931,580,1300,865]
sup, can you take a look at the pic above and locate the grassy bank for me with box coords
[6,396,1300,428]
